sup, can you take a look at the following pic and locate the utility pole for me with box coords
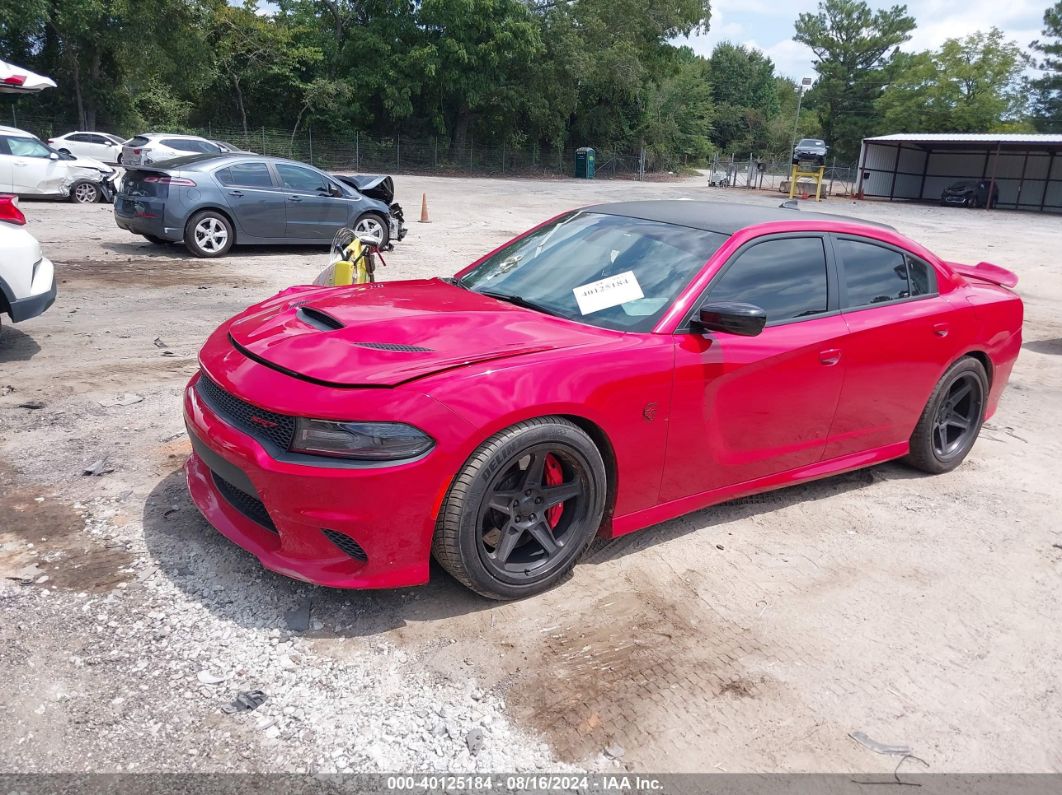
[792,77,814,151]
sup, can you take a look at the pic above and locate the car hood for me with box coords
[227,279,613,387]
[67,154,113,173]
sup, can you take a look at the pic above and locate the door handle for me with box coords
[289,195,302,202]
[819,348,842,366]
[933,323,950,337]
[228,190,244,198]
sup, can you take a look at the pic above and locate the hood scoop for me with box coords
[297,306,344,331]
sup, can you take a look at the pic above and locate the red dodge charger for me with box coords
[184,201,1023,599]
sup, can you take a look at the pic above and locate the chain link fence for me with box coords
[706,152,859,197]
[6,108,683,179]
[5,107,856,188]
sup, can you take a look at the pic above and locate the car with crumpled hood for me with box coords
[0,125,117,203]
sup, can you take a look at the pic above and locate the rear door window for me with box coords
[706,237,830,324]
[215,162,275,188]
[836,238,936,308]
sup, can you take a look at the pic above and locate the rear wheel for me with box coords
[184,210,234,258]
[906,357,988,474]
[69,180,100,204]
[432,417,606,600]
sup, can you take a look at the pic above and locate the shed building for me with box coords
[855,133,1062,213]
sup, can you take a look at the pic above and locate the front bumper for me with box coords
[182,372,457,589]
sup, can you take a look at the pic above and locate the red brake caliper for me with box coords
[544,453,564,528]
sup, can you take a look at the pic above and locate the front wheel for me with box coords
[184,210,234,258]
[352,213,389,248]
[905,357,988,474]
[69,180,100,204]
[433,417,607,600]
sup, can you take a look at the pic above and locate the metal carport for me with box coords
[855,133,1062,213]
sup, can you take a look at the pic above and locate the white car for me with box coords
[47,130,126,163]
[121,133,223,167]
[0,195,56,329]
[0,125,117,203]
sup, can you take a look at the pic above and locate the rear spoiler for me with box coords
[947,261,1018,289]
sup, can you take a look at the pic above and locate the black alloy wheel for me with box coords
[433,417,606,600]
[477,445,588,580]
[906,357,988,474]
[931,372,983,459]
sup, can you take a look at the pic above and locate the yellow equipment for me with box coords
[314,232,378,287]
[787,162,826,201]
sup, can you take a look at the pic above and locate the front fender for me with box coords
[422,336,676,523]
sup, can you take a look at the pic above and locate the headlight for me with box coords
[290,419,434,461]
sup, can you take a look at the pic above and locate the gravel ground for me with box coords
[1,175,1060,774]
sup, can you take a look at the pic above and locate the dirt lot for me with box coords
[1,175,1061,775]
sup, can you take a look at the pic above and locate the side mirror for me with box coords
[49,151,60,161]
[693,301,767,337]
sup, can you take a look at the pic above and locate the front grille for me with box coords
[212,472,277,534]
[355,342,432,353]
[322,529,368,562]
[196,374,296,451]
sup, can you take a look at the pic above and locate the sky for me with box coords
[680,0,1049,80]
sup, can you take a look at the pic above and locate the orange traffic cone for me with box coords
[419,192,431,223]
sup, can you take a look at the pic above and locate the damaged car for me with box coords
[115,153,402,257]
[0,125,117,203]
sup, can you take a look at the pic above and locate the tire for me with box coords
[352,213,389,247]
[69,180,100,204]
[184,210,234,258]
[142,234,169,245]
[905,357,988,474]
[432,417,607,600]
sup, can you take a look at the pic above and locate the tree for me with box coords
[794,0,916,160]
[877,29,1029,133]
[707,42,779,154]
[206,1,322,134]
[411,0,544,153]
[643,47,714,166]
[1031,1,1062,131]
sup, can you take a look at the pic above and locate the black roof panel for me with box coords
[581,200,894,234]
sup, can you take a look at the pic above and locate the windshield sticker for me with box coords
[573,271,645,315]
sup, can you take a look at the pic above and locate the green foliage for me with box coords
[794,0,916,160]
[1031,1,1062,131]
[877,29,1029,133]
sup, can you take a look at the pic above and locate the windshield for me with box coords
[459,211,727,332]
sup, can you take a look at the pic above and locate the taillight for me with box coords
[1,75,26,86]
[133,148,142,154]
[143,175,196,187]
[0,195,27,225]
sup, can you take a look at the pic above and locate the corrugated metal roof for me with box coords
[865,133,1062,144]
